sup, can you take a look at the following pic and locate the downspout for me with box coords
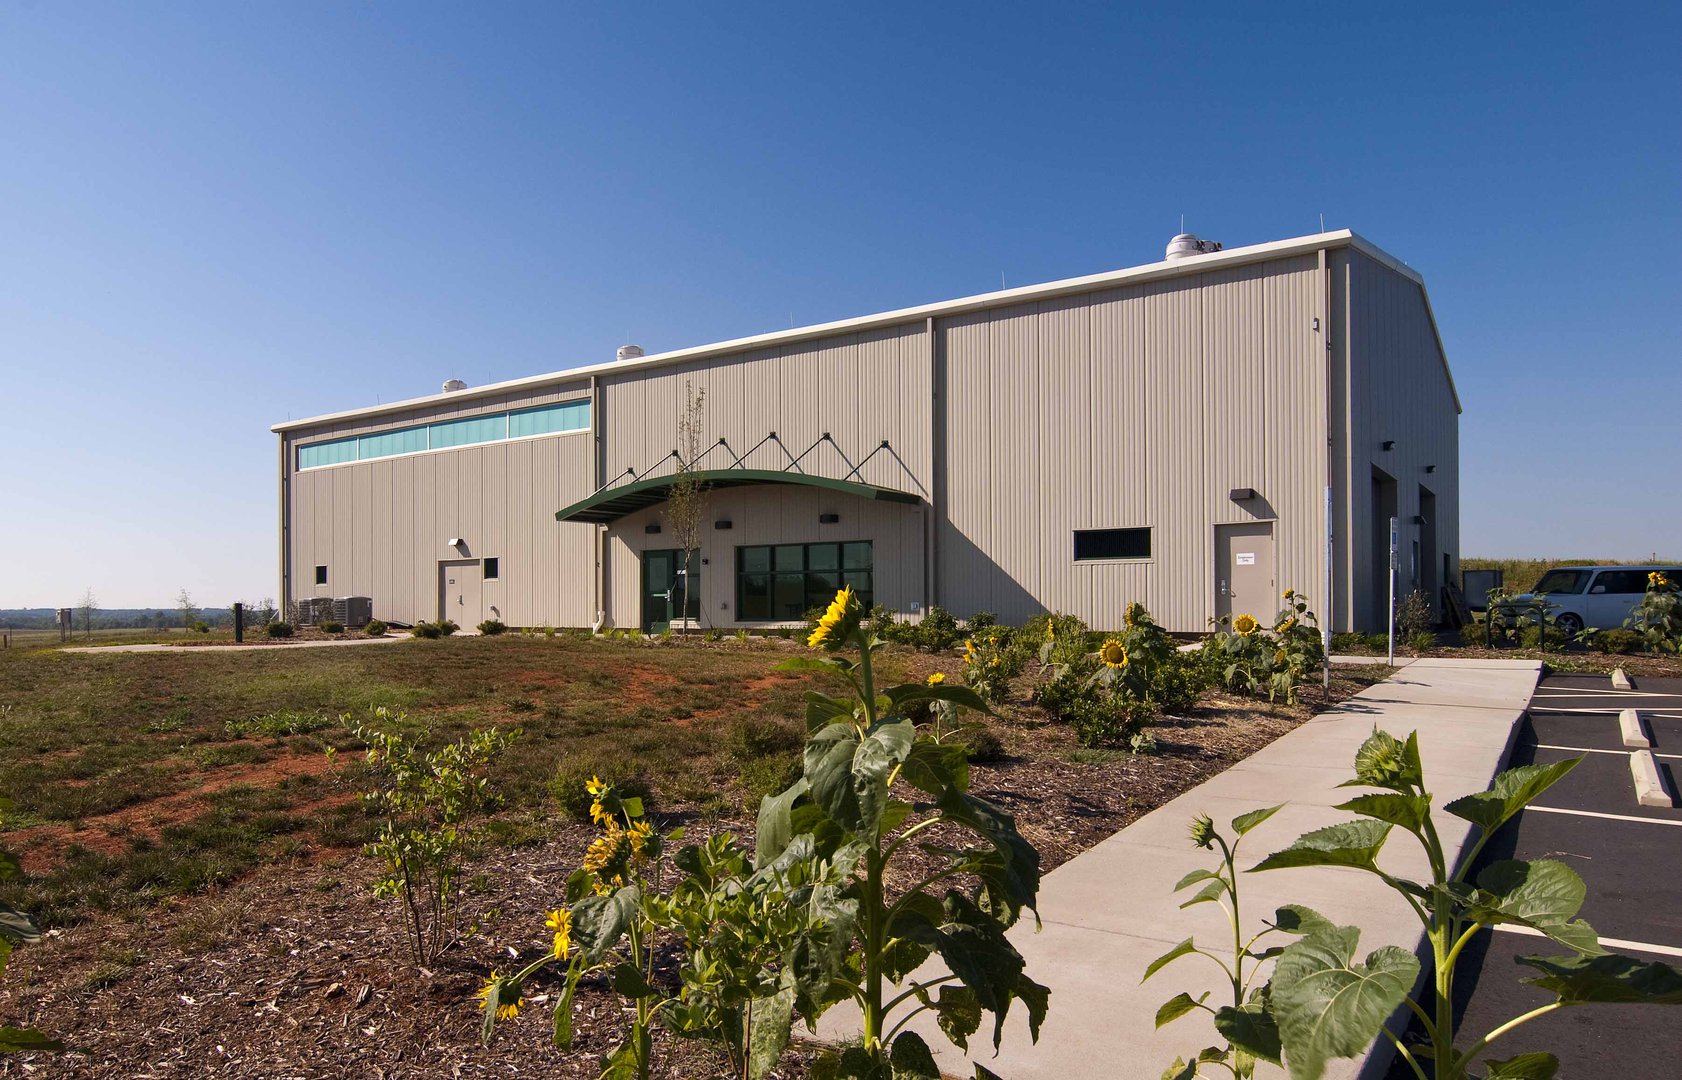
[1319,248,1333,684]
[278,433,291,617]
[591,374,607,630]
[925,315,940,613]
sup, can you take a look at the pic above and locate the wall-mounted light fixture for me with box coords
[1424,464,1436,474]
[447,537,465,548]
[644,524,662,535]
[714,519,733,530]
[1413,515,1428,526]
[1228,488,1257,502]
[1381,440,1395,452]
[819,513,840,524]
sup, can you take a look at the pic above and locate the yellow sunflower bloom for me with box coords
[1276,616,1297,634]
[807,586,856,649]
[963,638,976,662]
[1099,638,1128,668]
[476,972,522,1022]
[1233,613,1260,636]
[926,672,946,686]
[585,775,607,798]
[546,908,573,959]
[1045,620,1056,641]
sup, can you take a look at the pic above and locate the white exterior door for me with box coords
[439,560,482,625]
[1215,522,1277,625]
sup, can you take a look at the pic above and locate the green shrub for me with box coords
[411,621,442,639]
[1395,587,1434,637]
[950,723,1007,763]
[1597,627,1642,654]
[961,629,1027,704]
[265,621,294,639]
[1459,622,1490,647]
[191,621,210,634]
[1024,611,1094,668]
[364,619,387,637]
[1035,658,1154,748]
[476,619,506,636]
[549,755,653,821]
[1408,630,1436,653]
[910,606,963,651]
[966,611,999,633]
[1521,624,1566,649]
[319,620,344,634]
[1330,631,1371,654]
[438,619,459,637]
[1364,632,1389,652]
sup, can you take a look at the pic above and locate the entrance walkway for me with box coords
[63,634,412,654]
[831,657,1543,1080]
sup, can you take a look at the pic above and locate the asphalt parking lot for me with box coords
[1406,673,1682,1076]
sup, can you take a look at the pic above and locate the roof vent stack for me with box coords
[441,379,468,393]
[1165,233,1223,261]
[616,344,645,362]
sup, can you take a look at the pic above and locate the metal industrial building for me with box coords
[272,229,1458,634]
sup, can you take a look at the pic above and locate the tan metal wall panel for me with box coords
[601,324,933,499]
[282,429,596,628]
[938,255,1326,631]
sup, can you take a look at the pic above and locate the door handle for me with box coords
[1220,579,1229,597]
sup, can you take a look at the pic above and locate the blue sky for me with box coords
[2,2,1678,607]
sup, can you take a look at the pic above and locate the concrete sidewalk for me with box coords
[63,634,412,654]
[836,657,1543,1079]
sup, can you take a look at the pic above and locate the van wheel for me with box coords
[1555,612,1584,635]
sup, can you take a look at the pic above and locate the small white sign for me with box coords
[1236,552,1256,566]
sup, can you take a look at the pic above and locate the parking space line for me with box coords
[1536,743,1682,761]
[1527,806,1682,826]
[1493,924,1682,960]
[1529,707,1682,717]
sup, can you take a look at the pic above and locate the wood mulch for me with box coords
[0,661,1387,1079]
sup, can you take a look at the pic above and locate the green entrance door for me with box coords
[640,549,701,633]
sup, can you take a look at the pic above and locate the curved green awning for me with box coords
[556,468,922,525]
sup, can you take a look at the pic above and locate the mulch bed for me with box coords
[1,663,1387,1079]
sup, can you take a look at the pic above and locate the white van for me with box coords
[1505,565,1681,634]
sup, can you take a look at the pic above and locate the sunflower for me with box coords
[926,672,946,686]
[1274,648,1287,665]
[1275,616,1297,634]
[1098,637,1128,668]
[1044,620,1056,642]
[963,638,976,662]
[1651,571,1671,590]
[583,825,640,891]
[1123,602,1145,628]
[476,972,522,1022]
[545,909,573,960]
[807,586,857,649]
[1233,613,1260,636]
[1188,814,1216,849]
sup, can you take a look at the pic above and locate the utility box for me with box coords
[332,597,373,628]
[1462,569,1504,611]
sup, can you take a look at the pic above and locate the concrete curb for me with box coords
[1612,667,1634,690]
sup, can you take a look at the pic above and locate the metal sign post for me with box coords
[1387,516,1399,667]
[1323,486,1333,692]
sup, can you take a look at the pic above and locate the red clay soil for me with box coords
[10,750,339,876]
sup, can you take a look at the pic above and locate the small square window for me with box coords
[483,557,499,580]
[314,565,328,585]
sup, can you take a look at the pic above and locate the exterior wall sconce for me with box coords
[1228,488,1256,502]
[1424,464,1436,473]
[819,513,840,524]
[447,537,465,549]
[1381,440,1395,451]
[714,519,733,530]
[644,524,662,535]
[1412,514,1428,526]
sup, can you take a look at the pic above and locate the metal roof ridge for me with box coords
[274,229,1423,433]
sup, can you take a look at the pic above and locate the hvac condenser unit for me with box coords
[332,597,374,628]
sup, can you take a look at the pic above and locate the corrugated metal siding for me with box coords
[286,432,596,627]
[602,324,933,498]
[938,255,1326,631]
[1344,251,1460,630]
[604,487,924,628]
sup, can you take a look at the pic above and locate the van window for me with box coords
[1592,569,1650,595]
[1533,569,1590,595]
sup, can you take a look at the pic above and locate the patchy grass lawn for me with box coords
[0,635,854,925]
[0,635,1387,1078]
